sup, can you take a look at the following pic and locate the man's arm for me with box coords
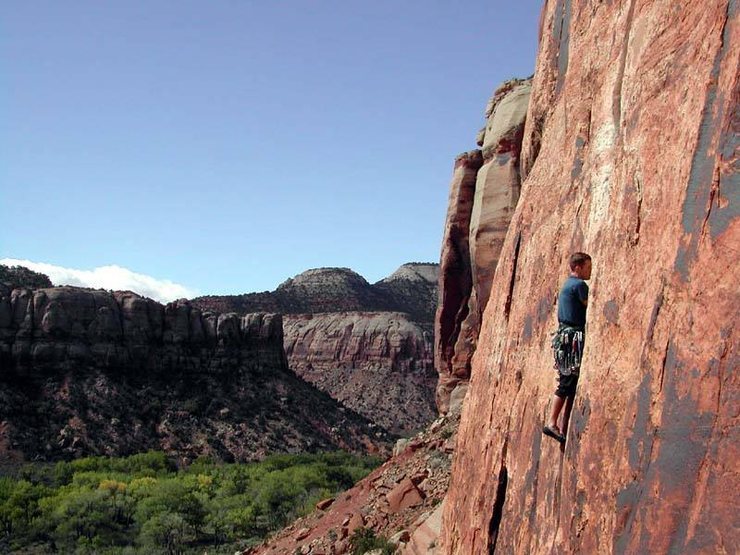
[578,282,589,306]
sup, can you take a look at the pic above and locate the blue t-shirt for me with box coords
[557,276,588,327]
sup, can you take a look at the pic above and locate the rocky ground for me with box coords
[245,406,461,555]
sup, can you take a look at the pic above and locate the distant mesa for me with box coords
[0,261,440,462]
[192,262,440,322]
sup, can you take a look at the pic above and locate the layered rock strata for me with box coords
[195,264,440,435]
[284,312,436,435]
[435,79,531,413]
[442,1,738,553]
[0,285,390,463]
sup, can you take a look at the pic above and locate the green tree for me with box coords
[140,512,187,555]
[43,486,134,550]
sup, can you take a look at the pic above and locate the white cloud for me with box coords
[0,258,199,303]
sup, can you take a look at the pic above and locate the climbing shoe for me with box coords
[542,426,566,444]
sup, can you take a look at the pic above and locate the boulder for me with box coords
[386,478,425,513]
[403,500,444,555]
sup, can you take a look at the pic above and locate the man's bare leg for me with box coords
[547,394,566,433]
[560,394,575,436]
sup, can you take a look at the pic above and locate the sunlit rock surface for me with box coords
[435,79,531,414]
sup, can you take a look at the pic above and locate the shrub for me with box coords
[348,527,396,555]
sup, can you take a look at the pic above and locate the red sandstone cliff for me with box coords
[435,79,531,414]
[442,1,738,553]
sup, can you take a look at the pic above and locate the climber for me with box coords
[543,252,591,444]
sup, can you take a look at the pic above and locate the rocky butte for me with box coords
[435,77,532,415]
[441,0,738,553]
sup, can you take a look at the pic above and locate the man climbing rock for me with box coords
[543,252,592,444]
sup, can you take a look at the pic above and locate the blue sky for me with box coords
[2,1,542,300]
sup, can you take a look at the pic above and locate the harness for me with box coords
[551,324,584,376]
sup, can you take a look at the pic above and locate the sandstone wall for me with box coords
[284,312,436,435]
[442,0,738,553]
[0,285,389,463]
[435,80,531,414]
[0,286,286,371]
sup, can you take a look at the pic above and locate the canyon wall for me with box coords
[195,264,439,435]
[442,0,738,553]
[284,312,435,435]
[435,80,531,414]
[0,285,389,463]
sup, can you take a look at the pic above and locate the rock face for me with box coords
[194,263,439,323]
[435,79,531,414]
[442,1,738,553]
[0,285,390,463]
[195,264,440,435]
[284,312,435,435]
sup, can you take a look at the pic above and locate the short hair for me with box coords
[569,252,591,270]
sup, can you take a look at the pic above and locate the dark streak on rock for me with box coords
[713,87,740,237]
[679,0,737,274]
[504,233,522,320]
[613,480,642,553]
[645,284,664,347]
[537,294,553,324]
[524,428,542,527]
[488,439,509,554]
[603,300,619,325]
[651,342,716,553]
[496,152,512,167]
[674,242,691,282]
[553,0,572,95]
[522,315,533,342]
[571,138,585,181]
[628,372,653,471]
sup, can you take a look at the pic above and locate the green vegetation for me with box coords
[348,527,396,555]
[0,264,52,289]
[0,451,381,554]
